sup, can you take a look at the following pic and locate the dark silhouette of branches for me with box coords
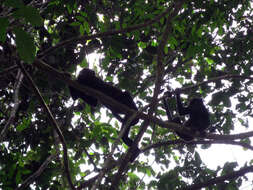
[143,140,253,190]
[143,139,253,153]
[0,69,23,142]
[0,65,18,75]
[38,3,177,59]
[178,74,253,93]
[15,154,57,190]
[77,175,99,190]
[179,165,253,190]
[109,1,185,189]
[206,131,253,140]
[17,62,76,190]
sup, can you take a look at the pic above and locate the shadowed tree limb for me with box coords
[16,62,76,190]
[0,69,23,142]
[15,154,57,190]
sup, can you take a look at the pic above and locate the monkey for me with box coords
[163,90,210,141]
[69,68,140,161]
[69,69,98,107]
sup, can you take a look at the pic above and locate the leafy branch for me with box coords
[38,2,180,59]
[179,165,253,190]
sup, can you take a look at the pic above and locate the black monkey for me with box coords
[69,68,140,161]
[69,69,98,107]
[163,91,210,141]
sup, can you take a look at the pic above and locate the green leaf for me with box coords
[83,21,90,34]
[0,17,9,42]
[23,6,43,26]
[66,4,73,14]
[80,11,88,17]
[80,58,88,67]
[169,36,178,48]
[218,26,224,36]
[76,16,85,22]
[211,91,223,105]
[70,21,81,26]
[16,116,31,132]
[13,27,36,63]
[13,6,43,26]
[196,27,203,37]
[80,24,85,35]
[22,169,31,175]
[205,57,214,65]
[16,170,22,184]
[157,171,181,190]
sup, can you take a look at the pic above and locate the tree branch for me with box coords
[143,139,253,153]
[178,74,253,93]
[206,131,253,140]
[0,69,23,142]
[16,62,76,190]
[109,1,185,189]
[38,5,174,59]
[0,65,18,76]
[15,154,57,190]
[179,165,253,190]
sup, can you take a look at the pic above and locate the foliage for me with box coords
[1,0,253,189]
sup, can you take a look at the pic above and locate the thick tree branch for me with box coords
[77,175,99,190]
[206,131,253,140]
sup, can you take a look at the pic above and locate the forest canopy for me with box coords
[1,0,253,190]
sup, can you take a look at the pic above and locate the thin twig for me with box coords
[83,148,100,172]
[15,154,57,190]
[0,65,18,76]
[0,69,23,142]
[77,175,99,190]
